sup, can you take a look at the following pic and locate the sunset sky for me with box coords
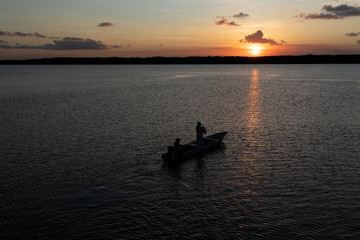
[1,0,360,59]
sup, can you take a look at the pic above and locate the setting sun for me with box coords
[250,46,262,56]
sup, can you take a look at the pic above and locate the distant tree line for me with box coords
[1,55,359,65]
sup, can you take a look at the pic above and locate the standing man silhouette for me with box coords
[196,122,207,145]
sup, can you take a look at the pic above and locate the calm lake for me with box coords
[1,64,360,239]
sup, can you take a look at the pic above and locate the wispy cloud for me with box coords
[233,12,250,18]
[34,32,47,38]
[49,36,62,40]
[215,18,240,26]
[215,12,249,26]
[346,32,360,37]
[0,31,47,38]
[345,32,360,45]
[48,37,118,50]
[98,22,114,27]
[1,39,11,49]
[295,4,360,20]
[0,37,120,50]
[0,44,12,49]
[239,30,284,45]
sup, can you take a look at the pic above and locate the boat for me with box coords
[162,131,227,164]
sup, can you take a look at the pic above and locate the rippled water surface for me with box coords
[1,65,360,239]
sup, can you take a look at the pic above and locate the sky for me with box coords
[1,0,360,59]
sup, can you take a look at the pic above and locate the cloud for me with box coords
[233,12,250,18]
[11,31,32,37]
[49,37,109,50]
[240,30,283,45]
[13,43,40,49]
[0,31,47,38]
[34,32,47,38]
[49,36,62,40]
[0,44,12,49]
[0,37,120,50]
[215,18,240,26]
[323,4,360,17]
[295,4,360,20]
[98,22,114,27]
[345,32,360,45]
[346,32,360,37]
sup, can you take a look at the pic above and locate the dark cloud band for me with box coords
[0,31,46,38]
[346,32,360,37]
[215,18,240,26]
[233,12,249,18]
[0,37,120,50]
[295,4,360,20]
[240,30,283,45]
[98,22,114,27]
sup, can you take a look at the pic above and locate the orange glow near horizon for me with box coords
[250,46,261,56]
[248,45,264,56]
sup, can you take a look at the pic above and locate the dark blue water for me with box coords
[1,65,359,239]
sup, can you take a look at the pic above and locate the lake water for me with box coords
[1,64,359,239]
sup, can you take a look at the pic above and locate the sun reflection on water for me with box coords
[240,68,264,179]
[246,69,262,147]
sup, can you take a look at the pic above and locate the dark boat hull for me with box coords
[162,131,227,164]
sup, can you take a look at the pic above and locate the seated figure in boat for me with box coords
[196,122,207,145]
[162,138,182,160]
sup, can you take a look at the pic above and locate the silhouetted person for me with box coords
[196,122,207,145]
[174,138,182,156]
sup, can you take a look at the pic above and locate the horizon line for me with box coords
[1,54,359,64]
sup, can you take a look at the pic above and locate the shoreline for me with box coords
[0,55,359,65]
